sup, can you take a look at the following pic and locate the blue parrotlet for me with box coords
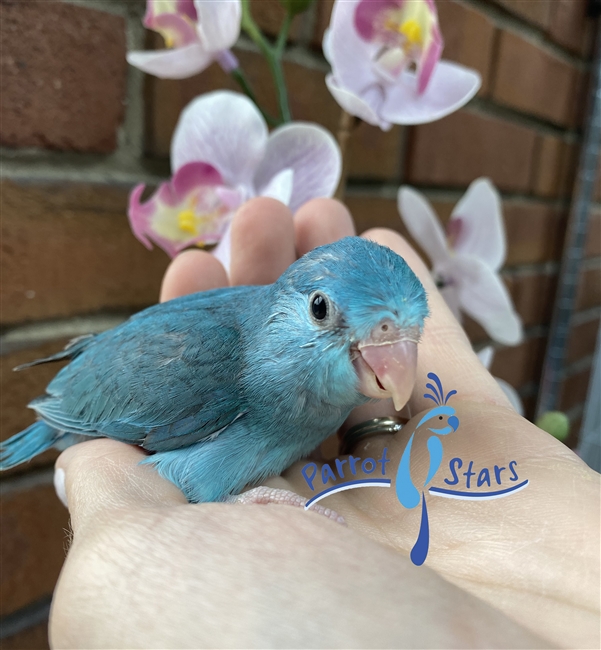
[1,237,428,502]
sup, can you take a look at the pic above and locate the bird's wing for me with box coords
[30,286,263,452]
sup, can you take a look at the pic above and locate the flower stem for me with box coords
[335,110,357,200]
[230,67,279,127]
[241,0,292,123]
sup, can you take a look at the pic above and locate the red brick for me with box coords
[492,0,553,29]
[547,0,595,57]
[506,272,557,327]
[531,136,578,199]
[1,181,169,325]
[345,195,434,265]
[492,30,579,126]
[567,68,589,129]
[1,340,73,477]
[249,0,303,40]
[503,202,567,265]
[345,195,405,235]
[567,317,600,364]
[586,208,601,258]
[0,485,69,616]
[436,1,496,96]
[348,123,404,181]
[560,366,592,411]
[407,111,537,192]
[0,2,126,152]
[312,0,334,48]
[0,620,49,650]
[490,335,547,388]
[576,265,601,310]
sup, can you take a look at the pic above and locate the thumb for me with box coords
[55,439,187,535]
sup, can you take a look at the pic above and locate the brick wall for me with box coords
[1,0,599,646]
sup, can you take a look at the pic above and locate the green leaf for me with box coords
[279,0,314,17]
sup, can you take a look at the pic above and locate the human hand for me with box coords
[49,198,599,649]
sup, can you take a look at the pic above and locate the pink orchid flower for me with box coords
[398,178,523,345]
[127,0,241,79]
[129,91,341,267]
[324,0,481,128]
[477,347,524,416]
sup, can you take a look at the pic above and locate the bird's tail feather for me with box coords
[0,421,59,470]
[14,334,95,371]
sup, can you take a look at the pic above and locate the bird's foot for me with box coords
[227,486,346,526]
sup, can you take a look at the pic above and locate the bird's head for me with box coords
[272,237,429,412]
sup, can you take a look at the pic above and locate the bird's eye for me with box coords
[439,416,443,420]
[310,293,328,321]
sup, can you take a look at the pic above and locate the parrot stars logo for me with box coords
[301,372,530,566]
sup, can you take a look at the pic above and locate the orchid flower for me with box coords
[477,347,524,416]
[127,0,241,79]
[398,178,523,345]
[324,0,481,128]
[129,91,341,268]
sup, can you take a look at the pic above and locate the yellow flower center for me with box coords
[384,17,422,46]
[177,209,198,235]
[399,19,422,46]
[164,34,175,48]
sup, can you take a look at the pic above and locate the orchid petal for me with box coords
[322,27,333,63]
[127,42,212,79]
[417,26,443,94]
[325,75,391,130]
[354,0,397,41]
[380,61,481,125]
[128,184,155,251]
[146,11,199,47]
[327,0,378,92]
[171,91,268,188]
[398,186,449,266]
[496,379,524,416]
[454,256,523,345]
[476,346,495,370]
[258,168,294,205]
[172,161,223,196]
[215,186,244,211]
[144,1,197,24]
[451,178,505,270]
[194,0,241,52]
[254,123,342,213]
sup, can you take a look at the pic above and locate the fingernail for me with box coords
[54,467,68,508]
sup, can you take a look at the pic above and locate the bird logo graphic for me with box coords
[395,372,459,565]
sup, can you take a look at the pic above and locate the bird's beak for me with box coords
[353,320,418,412]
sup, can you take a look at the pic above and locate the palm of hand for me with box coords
[51,198,600,649]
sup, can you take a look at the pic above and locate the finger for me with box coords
[229,197,296,286]
[294,198,356,257]
[160,249,228,302]
[55,439,187,535]
[361,228,509,413]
